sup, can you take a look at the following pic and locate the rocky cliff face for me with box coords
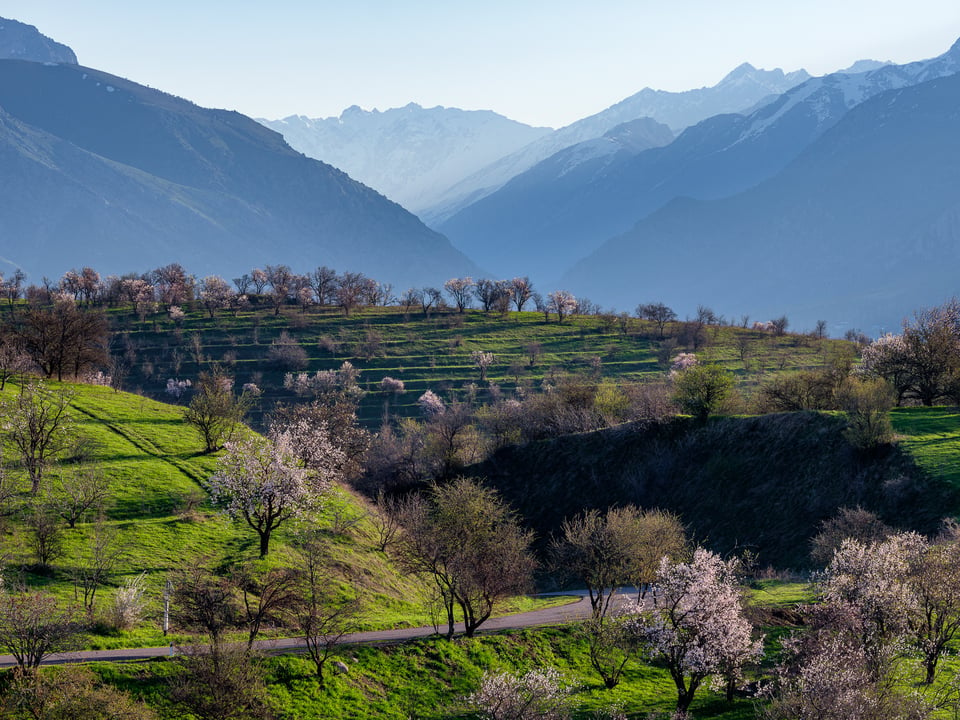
[0,17,77,64]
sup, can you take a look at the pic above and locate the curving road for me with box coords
[0,591,600,669]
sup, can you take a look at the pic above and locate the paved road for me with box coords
[0,592,597,669]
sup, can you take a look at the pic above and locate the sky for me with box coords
[4,1,960,128]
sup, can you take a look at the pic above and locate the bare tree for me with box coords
[0,333,32,391]
[417,287,444,317]
[262,264,293,315]
[170,565,240,645]
[475,279,510,314]
[444,277,475,313]
[310,266,339,306]
[636,302,677,339]
[11,300,109,381]
[53,466,110,528]
[169,643,272,720]
[510,277,534,312]
[770,315,789,336]
[25,501,64,569]
[551,506,687,621]
[290,536,361,686]
[183,369,253,453]
[0,589,83,671]
[335,272,374,316]
[230,563,300,649]
[71,519,126,614]
[395,478,535,638]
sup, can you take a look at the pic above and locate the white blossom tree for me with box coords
[547,290,577,324]
[472,350,496,382]
[627,548,762,714]
[208,431,332,557]
[417,389,446,417]
[820,532,925,679]
[466,667,570,720]
[444,277,475,313]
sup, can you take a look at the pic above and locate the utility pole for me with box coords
[163,578,171,635]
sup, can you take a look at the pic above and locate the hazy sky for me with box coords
[5,1,960,128]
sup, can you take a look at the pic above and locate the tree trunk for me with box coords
[258,529,271,558]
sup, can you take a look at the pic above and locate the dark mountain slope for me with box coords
[561,71,960,332]
[467,413,950,568]
[0,60,479,284]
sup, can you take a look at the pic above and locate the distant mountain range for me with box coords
[438,44,957,289]
[259,104,550,214]
[0,21,479,287]
[3,14,958,333]
[0,17,77,64]
[562,62,960,333]
[420,64,815,225]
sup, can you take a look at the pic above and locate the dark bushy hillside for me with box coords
[469,411,953,568]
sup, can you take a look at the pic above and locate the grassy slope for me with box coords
[108,303,851,426]
[0,381,436,647]
[891,407,960,491]
[94,627,755,720]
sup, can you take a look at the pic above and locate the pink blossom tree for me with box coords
[199,275,235,318]
[628,548,762,713]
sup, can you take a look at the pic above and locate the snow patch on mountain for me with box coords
[739,43,960,142]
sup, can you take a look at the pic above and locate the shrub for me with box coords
[838,378,894,451]
[267,331,308,370]
[671,364,734,421]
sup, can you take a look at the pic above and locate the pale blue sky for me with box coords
[5,1,960,127]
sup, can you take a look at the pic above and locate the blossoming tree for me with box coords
[208,430,335,557]
[628,548,762,713]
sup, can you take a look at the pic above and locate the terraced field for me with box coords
[109,303,851,426]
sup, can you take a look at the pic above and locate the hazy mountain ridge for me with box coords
[438,41,960,288]
[0,16,77,64]
[259,103,551,213]
[420,64,810,225]
[0,59,480,285]
[561,69,960,332]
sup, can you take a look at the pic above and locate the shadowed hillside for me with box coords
[468,411,954,568]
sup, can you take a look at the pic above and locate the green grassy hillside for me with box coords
[106,303,850,426]
[90,626,755,720]
[0,381,435,647]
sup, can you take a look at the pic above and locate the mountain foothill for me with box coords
[2,16,959,334]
